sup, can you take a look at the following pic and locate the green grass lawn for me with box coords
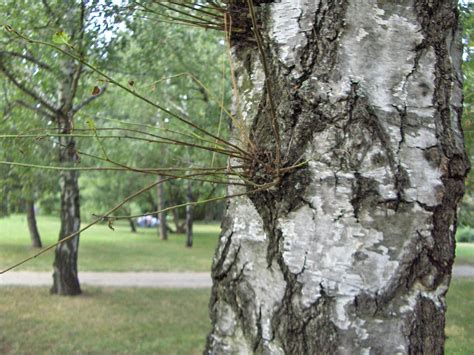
[0,287,211,354]
[0,280,471,354]
[0,214,220,272]
[456,243,474,266]
[446,279,474,354]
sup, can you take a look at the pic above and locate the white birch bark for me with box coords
[207,0,469,353]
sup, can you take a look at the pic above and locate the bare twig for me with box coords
[72,83,108,114]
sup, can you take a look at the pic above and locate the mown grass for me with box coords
[445,279,474,354]
[0,280,471,353]
[0,214,220,272]
[0,287,211,354]
[455,242,474,266]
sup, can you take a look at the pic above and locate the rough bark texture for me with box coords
[51,59,81,296]
[26,200,42,248]
[157,175,168,240]
[207,0,469,353]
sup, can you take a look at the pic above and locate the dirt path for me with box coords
[0,266,472,288]
[0,271,212,288]
[452,265,474,278]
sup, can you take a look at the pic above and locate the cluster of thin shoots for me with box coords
[131,1,242,33]
[0,0,303,274]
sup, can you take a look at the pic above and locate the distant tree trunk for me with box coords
[26,200,42,248]
[0,183,9,217]
[172,209,186,233]
[207,0,469,353]
[157,175,168,240]
[51,125,81,296]
[185,181,193,248]
[51,59,82,296]
[128,217,137,233]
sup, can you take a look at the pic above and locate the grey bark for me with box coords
[26,200,42,248]
[51,55,82,296]
[51,110,81,296]
[157,175,168,240]
[185,180,194,248]
[207,0,469,354]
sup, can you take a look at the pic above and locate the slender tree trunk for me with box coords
[185,181,193,248]
[51,129,81,295]
[157,175,168,240]
[128,217,137,233]
[207,1,469,353]
[51,59,82,296]
[172,209,186,233]
[0,184,9,217]
[26,200,42,248]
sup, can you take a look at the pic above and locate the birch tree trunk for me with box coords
[51,59,81,296]
[207,0,469,353]
[26,200,42,248]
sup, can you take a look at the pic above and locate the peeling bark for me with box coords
[207,0,469,353]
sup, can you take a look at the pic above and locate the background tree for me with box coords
[0,81,59,248]
[0,0,120,295]
[458,1,474,240]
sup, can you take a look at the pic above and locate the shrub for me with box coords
[456,226,474,243]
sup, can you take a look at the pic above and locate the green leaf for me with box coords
[86,118,96,130]
[52,31,70,45]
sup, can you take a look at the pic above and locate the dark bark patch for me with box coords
[407,296,445,355]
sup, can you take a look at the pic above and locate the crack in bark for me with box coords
[211,229,236,279]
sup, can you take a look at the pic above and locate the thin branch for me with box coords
[94,115,230,151]
[102,184,274,221]
[0,128,247,160]
[0,175,176,274]
[0,51,53,71]
[0,59,57,114]
[3,27,249,157]
[69,2,87,102]
[150,1,223,26]
[0,176,270,274]
[168,1,223,19]
[129,14,225,32]
[133,1,224,30]
[41,0,60,27]
[6,99,56,120]
[72,83,108,114]
[0,160,246,186]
